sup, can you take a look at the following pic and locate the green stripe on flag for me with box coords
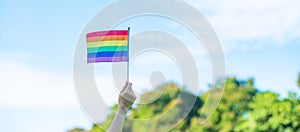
[87,40,127,48]
[87,46,128,53]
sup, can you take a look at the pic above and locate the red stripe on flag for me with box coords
[87,30,128,38]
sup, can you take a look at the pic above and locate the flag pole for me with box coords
[127,27,130,82]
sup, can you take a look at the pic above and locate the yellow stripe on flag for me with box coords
[87,40,128,48]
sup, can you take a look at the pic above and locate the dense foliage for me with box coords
[298,73,300,88]
[69,77,300,132]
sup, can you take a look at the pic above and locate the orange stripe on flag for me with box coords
[86,35,128,42]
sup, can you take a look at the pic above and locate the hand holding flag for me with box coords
[118,81,136,115]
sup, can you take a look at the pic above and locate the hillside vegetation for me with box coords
[69,77,300,132]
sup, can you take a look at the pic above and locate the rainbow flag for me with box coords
[86,30,129,63]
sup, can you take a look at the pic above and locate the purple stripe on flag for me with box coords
[87,56,128,63]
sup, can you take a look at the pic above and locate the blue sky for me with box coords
[0,0,300,132]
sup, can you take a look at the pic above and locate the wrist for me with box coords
[117,105,129,115]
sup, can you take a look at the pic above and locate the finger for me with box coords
[128,82,132,88]
[126,83,133,92]
[127,81,132,86]
[126,85,136,100]
[120,82,128,94]
[123,82,132,92]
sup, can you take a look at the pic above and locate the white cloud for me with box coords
[0,59,75,107]
[185,0,300,50]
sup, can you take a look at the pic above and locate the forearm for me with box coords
[108,81,135,132]
[107,107,127,132]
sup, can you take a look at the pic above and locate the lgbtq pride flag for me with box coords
[86,29,129,63]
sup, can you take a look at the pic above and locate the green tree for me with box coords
[235,92,300,131]
[67,128,88,132]
[128,83,202,132]
[73,77,300,132]
[191,77,257,132]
